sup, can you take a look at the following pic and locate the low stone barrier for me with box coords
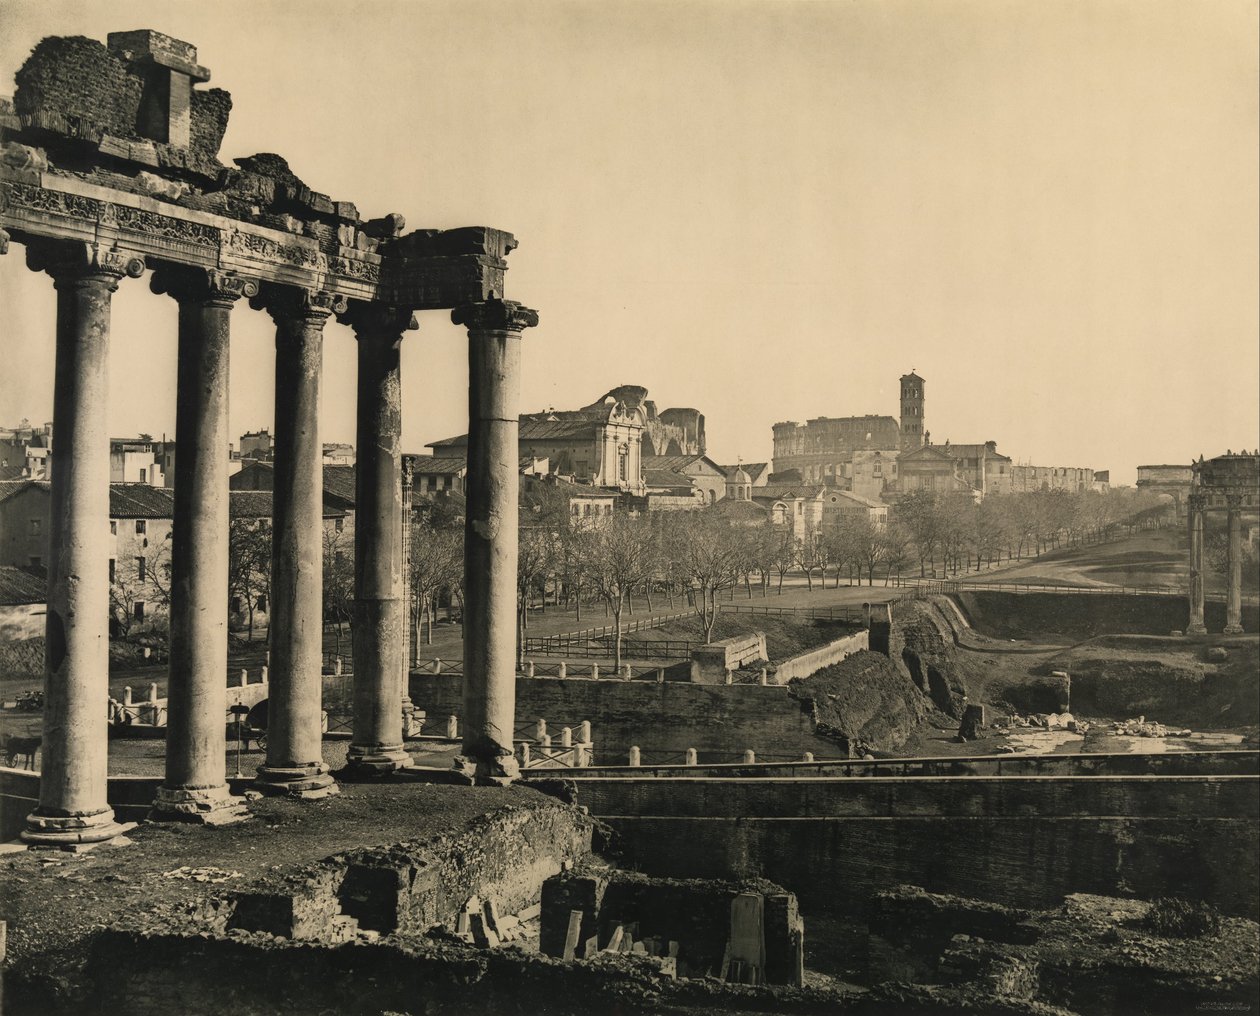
[690,632,767,684]
[769,630,869,684]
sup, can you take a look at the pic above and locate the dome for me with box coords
[732,466,751,484]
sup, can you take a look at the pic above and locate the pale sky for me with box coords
[1,0,1257,485]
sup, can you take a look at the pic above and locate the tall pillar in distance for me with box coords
[452,299,539,785]
[1187,494,1207,635]
[150,267,256,822]
[342,303,417,774]
[22,241,144,847]
[254,286,345,798]
[1224,495,1244,635]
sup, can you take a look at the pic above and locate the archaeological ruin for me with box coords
[0,28,537,845]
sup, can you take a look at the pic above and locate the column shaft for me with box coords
[1187,504,1206,634]
[154,268,254,822]
[346,313,412,773]
[453,300,538,784]
[1225,504,1243,634]
[23,243,142,847]
[256,288,339,796]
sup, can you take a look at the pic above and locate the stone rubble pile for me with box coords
[998,712,1090,734]
[1111,716,1192,738]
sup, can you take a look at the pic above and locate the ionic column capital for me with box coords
[452,298,539,334]
[339,301,418,344]
[26,239,147,289]
[250,283,348,327]
[150,265,259,307]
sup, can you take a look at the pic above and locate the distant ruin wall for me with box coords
[955,590,1258,639]
[407,674,842,763]
[578,776,1259,921]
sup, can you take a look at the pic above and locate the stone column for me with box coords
[22,241,144,847]
[452,299,539,784]
[400,457,416,724]
[1187,494,1207,635]
[342,304,417,774]
[1224,495,1244,634]
[253,286,344,797]
[149,268,256,823]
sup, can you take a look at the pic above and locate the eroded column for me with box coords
[151,267,256,823]
[1224,495,1244,634]
[22,241,144,847]
[343,303,417,774]
[452,299,539,784]
[1187,495,1207,635]
[254,286,344,797]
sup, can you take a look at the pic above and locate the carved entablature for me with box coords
[1190,454,1260,512]
[0,30,525,316]
[451,298,541,334]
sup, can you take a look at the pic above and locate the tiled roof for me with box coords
[322,465,357,508]
[410,456,467,476]
[0,463,28,481]
[827,490,885,509]
[644,469,694,492]
[0,479,46,503]
[719,462,770,482]
[0,566,45,605]
[754,483,825,501]
[109,484,175,518]
[711,499,769,520]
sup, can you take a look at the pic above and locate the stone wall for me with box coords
[407,673,844,763]
[771,629,869,684]
[689,632,767,683]
[573,775,1259,921]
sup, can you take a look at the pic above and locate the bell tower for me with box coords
[899,371,925,451]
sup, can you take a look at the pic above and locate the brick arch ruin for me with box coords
[0,29,537,846]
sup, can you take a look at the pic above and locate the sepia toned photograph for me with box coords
[0,1,1256,1013]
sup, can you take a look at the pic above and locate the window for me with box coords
[110,520,118,536]
[133,601,145,621]
[109,559,116,583]
[136,556,146,581]
[139,468,147,483]
[230,597,241,613]
[618,447,628,482]
[256,596,267,612]
[135,520,146,535]
[29,518,40,535]
[335,517,345,533]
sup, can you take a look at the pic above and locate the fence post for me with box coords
[432,658,442,674]
[628,746,641,767]
[525,660,535,678]
[743,749,756,764]
[519,742,530,767]
[123,685,133,705]
[724,668,734,685]
[591,664,600,680]
[558,661,567,679]
[621,663,632,681]
[579,720,591,744]
[560,727,572,748]
[260,665,268,684]
[802,752,814,762]
[685,748,697,766]
[446,715,458,739]
[656,668,666,684]
[536,719,547,742]
[332,656,343,676]
[237,671,247,688]
[759,668,769,686]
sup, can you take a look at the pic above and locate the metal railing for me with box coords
[901,578,1257,604]
[718,603,867,623]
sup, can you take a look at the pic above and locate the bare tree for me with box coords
[586,513,654,669]
[668,512,740,644]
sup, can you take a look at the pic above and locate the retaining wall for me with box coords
[570,775,1260,921]
[407,673,843,764]
[772,630,870,684]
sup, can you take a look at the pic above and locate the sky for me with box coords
[0,0,1256,486]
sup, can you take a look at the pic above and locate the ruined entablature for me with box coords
[0,29,517,310]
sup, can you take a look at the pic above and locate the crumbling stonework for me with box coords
[890,598,970,717]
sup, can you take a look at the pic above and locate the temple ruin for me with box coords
[0,29,538,846]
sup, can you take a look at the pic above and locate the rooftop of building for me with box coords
[0,565,46,606]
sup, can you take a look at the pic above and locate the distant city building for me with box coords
[1137,464,1194,515]
[0,420,53,479]
[239,429,274,461]
[322,443,355,466]
[427,384,703,497]
[1008,463,1095,494]
[109,437,164,486]
[641,454,728,505]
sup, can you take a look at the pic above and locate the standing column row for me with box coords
[1224,495,1244,635]
[1186,495,1207,635]
[452,299,539,785]
[342,304,418,774]
[22,240,145,847]
[151,266,257,823]
[254,285,345,797]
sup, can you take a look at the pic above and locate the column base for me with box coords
[22,806,129,850]
[344,743,412,776]
[151,784,250,825]
[254,762,339,799]
[1187,623,1208,635]
[452,753,520,787]
[1223,623,1244,635]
